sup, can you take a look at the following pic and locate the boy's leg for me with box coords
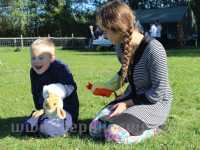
[21,111,39,135]
[39,112,73,137]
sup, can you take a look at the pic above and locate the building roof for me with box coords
[135,6,188,24]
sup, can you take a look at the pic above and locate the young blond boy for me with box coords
[30,38,79,124]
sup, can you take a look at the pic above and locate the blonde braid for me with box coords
[120,26,134,87]
[96,0,137,90]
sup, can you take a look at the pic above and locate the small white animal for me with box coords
[28,83,72,137]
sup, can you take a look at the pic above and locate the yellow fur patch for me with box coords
[45,92,60,110]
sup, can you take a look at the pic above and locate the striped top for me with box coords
[115,38,173,128]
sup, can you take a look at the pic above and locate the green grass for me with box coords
[0,47,200,150]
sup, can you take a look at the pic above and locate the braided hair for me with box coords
[120,26,134,87]
[96,0,138,88]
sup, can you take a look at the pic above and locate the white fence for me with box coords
[0,36,87,49]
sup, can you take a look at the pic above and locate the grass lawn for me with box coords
[0,47,200,150]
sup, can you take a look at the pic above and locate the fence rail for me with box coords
[0,36,87,49]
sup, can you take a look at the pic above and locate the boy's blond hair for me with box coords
[30,37,55,57]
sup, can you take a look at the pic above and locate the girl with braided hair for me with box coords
[89,0,172,144]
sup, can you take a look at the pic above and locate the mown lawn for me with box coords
[0,47,200,150]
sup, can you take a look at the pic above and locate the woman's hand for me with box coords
[108,100,134,118]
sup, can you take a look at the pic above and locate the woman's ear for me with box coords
[56,108,66,119]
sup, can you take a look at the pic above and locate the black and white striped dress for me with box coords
[104,37,173,135]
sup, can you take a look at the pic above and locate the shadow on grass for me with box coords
[167,49,200,57]
[59,48,116,56]
[0,117,104,143]
[60,48,200,57]
[70,118,106,144]
[0,116,27,139]
[63,50,116,56]
[0,116,171,144]
[74,52,116,56]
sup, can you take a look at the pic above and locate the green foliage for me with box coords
[128,0,142,9]
[0,48,200,149]
[0,0,192,36]
[40,0,74,36]
[0,0,80,36]
[10,0,29,35]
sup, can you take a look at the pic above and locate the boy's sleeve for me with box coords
[30,69,44,110]
[53,64,76,96]
[32,94,43,110]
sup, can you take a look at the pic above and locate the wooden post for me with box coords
[195,39,198,48]
[72,33,74,49]
[14,38,16,48]
[176,22,184,48]
[20,34,24,49]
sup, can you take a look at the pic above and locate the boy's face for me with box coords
[31,50,53,74]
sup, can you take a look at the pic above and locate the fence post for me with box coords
[72,33,74,49]
[14,38,16,48]
[195,39,197,48]
[20,34,24,49]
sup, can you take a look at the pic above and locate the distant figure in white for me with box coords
[149,23,157,38]
[87,25,95,48]
[155,20,162,42]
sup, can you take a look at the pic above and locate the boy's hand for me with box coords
[32,109,44,118]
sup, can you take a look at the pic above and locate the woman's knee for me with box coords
[104,124,158,144]
[104,124,130,143]
[89,119,106,138]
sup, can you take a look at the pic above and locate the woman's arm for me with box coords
[125,99,135,107]
[133,41,169,104]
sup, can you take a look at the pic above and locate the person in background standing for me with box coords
[156,20,162,42]
[149,22,157,39]
[87,25,95,48]
[94,26,103,39]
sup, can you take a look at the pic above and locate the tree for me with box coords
[10,0,30,35]
[128,0,188,9]
[39,0,74,36]
[0,0,16,36]
[190,0,200,42]
[26,0,41,36]
[71,0,107,24]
